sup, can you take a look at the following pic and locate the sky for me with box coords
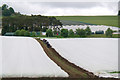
[0,0,120,16]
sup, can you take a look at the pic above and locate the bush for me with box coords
[76,28,86,37]
[24,31,30,36]
[20,29,26,36]
[85,27,91,35]
[61,29,68,38]
[31,31,37,37]
[15,30,21,36]
[68,29,74,37]
[105,28,113,37]
[46,29,53,37]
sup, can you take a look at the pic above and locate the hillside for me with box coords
[55,16,119,27]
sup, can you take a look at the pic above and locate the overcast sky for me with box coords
[1,0,120,16]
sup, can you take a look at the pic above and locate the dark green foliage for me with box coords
[2,4,15,16]
[31,31,37,37]
[2,4,8,10]
[20,29,26,36]
[68,29,74,37]
[118,10,120,16]
[2,4,62,35]
[46,29,53,37]
[9,7,15,14]
[2,9,11,16]
[76,28,86,37]
[1,27,7,35]
[24,31,30,36]
[105,28,113,37]
[85,27,91,35]
[15,30,21,36]
[61,29,68,38]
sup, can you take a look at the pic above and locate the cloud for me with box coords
[1,1,118,16]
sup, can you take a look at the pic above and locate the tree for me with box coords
[46,29,53,37]
[61,29,68,38]
[20,29,26,36]
[2,4,8,10]
[76,28,86,37]
[2,9,11,16]
[24,31,30,36]
[85,27,91,35]
[118,10,120,16]
[105,28,113,37]
[15,30,21,36]
[9,7,15,14]
[31,31,37,37]
[68,29,74,37]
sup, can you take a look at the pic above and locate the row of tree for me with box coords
[46,27,91,37]
[2,4,63,35]
[46,27,113,38]
[15,29,39,37]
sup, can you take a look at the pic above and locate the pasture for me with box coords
[55,16,119,27]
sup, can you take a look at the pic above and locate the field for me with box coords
[55,16,119,27]
[47,38,119,78]
[0,36,68,78]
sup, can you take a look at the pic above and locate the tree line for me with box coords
[46,27,113,38]
[2,4,62,35]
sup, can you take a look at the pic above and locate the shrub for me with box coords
[46,29,53,37]
[31,31,37,37]
[105,28,113,37]
[15,30,21,36]
[20,29,26,36]
[61,29,68,38]
[85,27,91,35]
[24,31,30,36]
[68,29,74,37]
[76,28,86,37]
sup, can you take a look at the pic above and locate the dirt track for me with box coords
[37,39,98,78]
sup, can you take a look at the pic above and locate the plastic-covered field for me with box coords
[0,36,68,78]
[47,38,118,78]
[62,25,119,32]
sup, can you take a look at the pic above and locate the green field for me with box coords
[55,16,119,27]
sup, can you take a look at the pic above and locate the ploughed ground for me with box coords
[37,39,97,78]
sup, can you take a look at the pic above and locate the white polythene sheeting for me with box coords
[47,38,118,78]
[62,25,119,32]
[0,37,2,78]
[0,36,68,78]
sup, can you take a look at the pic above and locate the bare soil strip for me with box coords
[37,39,98,78]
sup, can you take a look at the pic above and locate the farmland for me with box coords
[55,16,119,27]
[47,38,119,78]
[0,36,68,78]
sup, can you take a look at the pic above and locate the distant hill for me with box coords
[55,16,119,27]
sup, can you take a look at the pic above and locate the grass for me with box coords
[109,71,120,74]
[55,16,119,27]
[37,34,119,38]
